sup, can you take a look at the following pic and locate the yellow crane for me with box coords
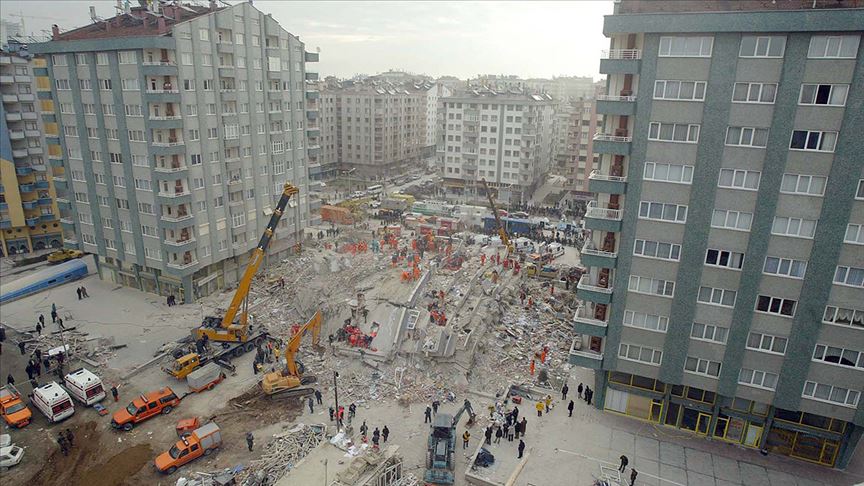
[480,179,514,255]
[261,310,322,398]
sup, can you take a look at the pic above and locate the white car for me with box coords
[0,435,23,471]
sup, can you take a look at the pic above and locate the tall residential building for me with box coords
[437,90,555,205]
[0,46,63,256]
[551,97,603,197]
[527,76,597,102]
[31,1,318,302]
[319,80,429,180]
[574,0,864,468]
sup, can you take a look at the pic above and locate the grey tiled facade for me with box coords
[575,2,864,469]
[31,2,317,301]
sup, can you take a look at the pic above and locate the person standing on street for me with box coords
[462,430,470,449]
[246,432,254,451]
[111,384,119,402]
[561,383,569,401]
[432,400,440,415]
[568,400,574,417]
[424,406,432,423]
[36,322,42,336]
[630,469,638,486]
[382,425,389,443]
[6,374,14,386]
[484,426,492,445]
[494,426,503,444]
[314,389,323,405]
[518,439,526,459]
[619,454,628,472]
[308,396,314,414]
[536,400,543,417]
[577,383,583,399]
[520,417,527,437]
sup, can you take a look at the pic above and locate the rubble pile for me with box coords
[17,327,123,367]
[237,423,327,486]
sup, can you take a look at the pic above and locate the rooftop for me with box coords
[617,0,863,14]
[52,3,217,41]
[445,88,556,103]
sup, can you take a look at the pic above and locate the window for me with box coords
[199,28,210,41]
[118,219,131,232]
[633,239,681,261]
[55,79,70,90]
[212,173,222,185]
[739,369,778,390]
[846,224,864,245]
[52,54,68,66]
[824,306,864,329]
[101,217,112,229]
[628,275,674,297]
[115,198,129,209]
[137,202,154,214]
[124,104,142,117]
[74,192,89,203]
[756,295,797,317]
[799,84,849,106]
[698,286,737,307]
[231,212,246,228]
[188,129,200,141]
[732,82,777,104]
[96,53,109,65]
[141,225,157,237]
[128,130,145,142]
[772,216,817,239]
[60,103,74,114]
[132,155,147,167]
[618,343,663,366]
[747,332,788,355]
[808,35,860,59]
[739,35,786,57]
[803,381,859,408]
[691,323,728,344]
[134,179,151,191]
[834,266,864,287]
[623,310,668,333]
[790,130,837,152]
[97,196,110,207]
[78,213,92,224]
[763,256,807,279]
[638,201,687,223]
[659,36,713,57]
[858,180,864,199]
[112,175,126,188]
[82,234,96,245]
[79,79,92,90]
[718,169,760,190]
[780,174,827,196]
[118,51,136,64]
[684,357,721,378]
[725,127,769,148]
[144,247,161,261]
[648,122,700,143]
[192,177,205,190]
[643,162,694,184]
[653,80,707,101]
[813,344,864,369]
[705,249,744,270]
[208,128,218,139]
[99,79,112,90]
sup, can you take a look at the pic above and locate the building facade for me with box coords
[551,97,603,197]
[31,1,317,302]
[574,1,864,468]
[0,47,63,256]
[437,90,555,205]
[319,81,429,180]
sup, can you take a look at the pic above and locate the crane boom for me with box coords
[284,311,322,377]
[480,179,513,254]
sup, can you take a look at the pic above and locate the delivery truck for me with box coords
[155,422,222,474]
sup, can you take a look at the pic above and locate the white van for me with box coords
[31,382,74,423]
[63,368,106,406]
[513,237,535,253]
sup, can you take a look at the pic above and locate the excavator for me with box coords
[261,310,322,399]
[480,179,514,256]
[424,399,476,485]
[166,184,299,379]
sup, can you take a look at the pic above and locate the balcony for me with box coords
[2,94,18,103]
[576,274,614,305]
[22,112,38,120]
[305,90,320,100]
[12,148,28,158]
[304,51,319,62]
[580,242,618,269]
[9,129,25,140]
[305,72,319,81]
[22,200,38,210]
[164,236,196,250]
[40,213,55,223]
[600,49,642,75]
[25,216,40,226]
[25,130,41,138]
[0,219,11,229]
[161,213,193,230]
[15,75,32,83]
[584,201,622,232]
[573,305,609,337]
[144,89,180,103]
[596,94,637,116]
[0,75,13,84]
[592,132,632,156]
[588,171,627,194]
[307,145,321,156]
[5,111,22,121]
[38,197,53,206]
[167,259,198,271]
[569,338,604,369]
[306,110,318,121]
[19,183,35,193]
[158,188,192,203]
[17,93,35,102]
[306,127,320,138]
[15,166,33,176]
[154,161,188,174]
[28,146,43,155]
[35,180,50,190]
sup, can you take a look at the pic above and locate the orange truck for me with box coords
[0,385,32,428]
[155,422,222,474]
[320,205,354,225]
[111,387,181,431]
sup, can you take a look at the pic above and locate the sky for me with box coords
[2,0,613,80]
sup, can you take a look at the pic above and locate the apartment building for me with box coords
[0,46,62,256]
[437,90,555,205]
[551,97,603,197]
[30,1,318,302]
[573,0,864,468]
[320,80,429,180]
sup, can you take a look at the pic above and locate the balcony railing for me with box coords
[581,245,617,259]
[142,60,175,66]
[596,94,637,102]
[161,214,193,223]
[167,260,198,270]
[601,49,642,60]
[154,164,187,173]
[164,237,195,247]
[573,305,608,328]
[585,201,622,220]
[150,114,182,120]
[159,189,191,198]
[593,133,632,143]
[146,88,179,94]
[569,338,603,360]
[588,171,627,183]
[152,140,184,147]
[577,274,613,294]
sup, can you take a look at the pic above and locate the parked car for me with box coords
[155,422,222,474]
[47,249,84,264]
[0,385,32,428]
[112,387,180,431]
[0,434,24,471]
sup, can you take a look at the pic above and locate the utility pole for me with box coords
[333,370,340,427]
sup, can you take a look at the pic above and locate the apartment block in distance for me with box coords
[0,45,63,256]
[574,0,864,468]
[551,97,603,198]
[31,1,318,301]
[319,79,429,180]
[437,89,555,205]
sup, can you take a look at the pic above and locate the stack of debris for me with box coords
[16,328,124,368]
[237,423,327,485]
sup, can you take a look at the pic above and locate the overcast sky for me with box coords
[3,0,613,79]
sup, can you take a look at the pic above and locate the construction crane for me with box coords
[424,399,476,485]
[260,310,322,398]
[193,183,299,345]
[480,179,513,255]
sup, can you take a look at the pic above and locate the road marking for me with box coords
[555,447,688,486]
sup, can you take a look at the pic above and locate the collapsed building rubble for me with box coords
[236,423,327,486]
